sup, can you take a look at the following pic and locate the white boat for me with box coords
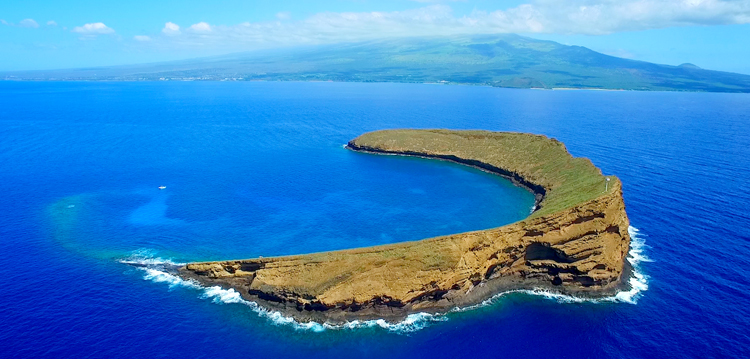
[158,186,167,190]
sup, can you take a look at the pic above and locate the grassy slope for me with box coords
[6,34,750,92]
[185,129,622,300]
[351,129,610,218]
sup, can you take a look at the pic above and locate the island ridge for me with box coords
[179,129,632,322]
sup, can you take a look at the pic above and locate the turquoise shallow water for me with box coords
[46,147,534,263]
[1,81,749,358]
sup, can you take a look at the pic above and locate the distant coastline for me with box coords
[3,34,750,93]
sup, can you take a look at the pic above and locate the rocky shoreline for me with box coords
[343,142,546,214]
[178,129,632,323]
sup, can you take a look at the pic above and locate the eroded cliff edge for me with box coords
[179,129,631,323]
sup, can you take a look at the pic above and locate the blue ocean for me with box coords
[1,81,748,358]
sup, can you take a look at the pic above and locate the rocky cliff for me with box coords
[179,129,631,323]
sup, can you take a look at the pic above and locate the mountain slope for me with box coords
[4,34,750,92]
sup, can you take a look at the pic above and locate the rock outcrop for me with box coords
[179,129,631,323]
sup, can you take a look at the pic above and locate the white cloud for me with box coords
[1,18,42,28]
[72,22,114,34]
[507,0,750,35]
[188,22,212,32]
[19,19,39,28]
[601,48,637,59]
[138,1,750,51]
[134,35,151,41]
[162,22,180,35]
[276,12,291,20]
[47,20,57,26]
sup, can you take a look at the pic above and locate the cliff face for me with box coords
[179,130,631,322]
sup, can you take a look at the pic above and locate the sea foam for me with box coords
[119,248,186,267]
[124,261,445,333]
[122,226,650,333]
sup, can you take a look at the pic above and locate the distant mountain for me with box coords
[4,34,750,92]
[678,63,702,70]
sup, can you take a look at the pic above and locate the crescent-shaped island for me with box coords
[179,129,632,323]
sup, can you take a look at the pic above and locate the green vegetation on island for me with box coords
[350,129,611,217]
[5,34,750,92]
[181,129,631,322]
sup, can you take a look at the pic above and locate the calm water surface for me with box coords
[0,82,748,358]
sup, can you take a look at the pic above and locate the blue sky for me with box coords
[2,0,750,73]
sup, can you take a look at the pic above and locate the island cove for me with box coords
[179,129,632,323]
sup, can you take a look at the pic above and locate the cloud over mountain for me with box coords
[141,0,750,50]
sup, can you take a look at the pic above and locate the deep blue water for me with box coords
[1,82,749,358]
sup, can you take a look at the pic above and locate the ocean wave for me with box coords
[119,248,186,267]
[129,262,444,333]
[457,226,650,307]
[125,226,649,333]
[615,226,651,303]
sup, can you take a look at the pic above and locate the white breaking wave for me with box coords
[453,226,651,309]
[119,248,186,267]
[131,264,445,333]
[124,227,650,333]
[121,249,444,333]
[615,226,651,303]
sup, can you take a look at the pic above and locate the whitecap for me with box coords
[130,261,445,333]
[119,249,186,267]
[457,226,650,307]
[128,227,649,333]
[142,268,201,290]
